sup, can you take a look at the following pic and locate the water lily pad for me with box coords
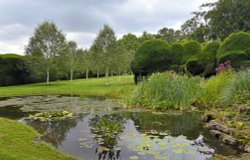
[129,156,139,160]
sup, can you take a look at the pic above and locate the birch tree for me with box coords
[25,21,67,84]
[90,25,116,85]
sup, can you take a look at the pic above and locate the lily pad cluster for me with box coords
[120,131,212,160]
[26,111,73,122]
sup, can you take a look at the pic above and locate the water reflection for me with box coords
[0,96,243,160]
[89,115,125,160]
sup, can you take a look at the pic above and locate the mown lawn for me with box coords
[0,75,135,99]
[0,118,77,160]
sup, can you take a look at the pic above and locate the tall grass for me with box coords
[197,71,233,107]
[130,72,202,110]
[220,69,250,105]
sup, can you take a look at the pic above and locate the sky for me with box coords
[0,0,217,54]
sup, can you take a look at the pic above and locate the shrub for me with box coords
[182,40,202,64]
[217,32,250,69]
[220,69,250,105]
[170,43,184,65]
[130,72,202,110]
[131,39,171,75]
[0,54,32,86]
[201,41,220,76]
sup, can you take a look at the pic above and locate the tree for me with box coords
[138,31,155,44]
[25,21,67,84]
[155,27,181,43]
[67,41,78,81]
[119,33,140,53]
[90,24,116,85]
[77,49,92,79]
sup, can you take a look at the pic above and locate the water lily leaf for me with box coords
[129,156,139,160]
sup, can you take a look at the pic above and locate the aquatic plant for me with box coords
[130,72,202,110]
[197,71,233,107]
[26,111,73,122]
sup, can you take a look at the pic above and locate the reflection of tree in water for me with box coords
[123,111,204,139]
[26,114,84,147]
[89,114,125,160]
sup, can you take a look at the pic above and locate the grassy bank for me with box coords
[0,118,77,160]
[0,75,135,99]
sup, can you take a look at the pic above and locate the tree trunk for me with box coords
[86,68,89,79]
[105,67,109,86]
[70,69,74,81]
[46,69,50,84]
[96,69,100,78]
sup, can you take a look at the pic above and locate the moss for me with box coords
[0,118,77,160]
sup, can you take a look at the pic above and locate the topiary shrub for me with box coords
[131,39,171,84]
[217,32,250,69]
[182,40,202,64]
[182,40,203,75]
[0,54,32,86]
[201,41,220,77]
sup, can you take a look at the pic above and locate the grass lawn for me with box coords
[0,118,77,160]
[0,75,135,99]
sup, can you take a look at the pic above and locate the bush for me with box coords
[182,40,202,64]
[130,72,202,110]
[131,39,170,75]
[217,32,250,69]
[170,43,184,65]
[201,41,220,76]
[0,54,32,86]
[220,69,250,105]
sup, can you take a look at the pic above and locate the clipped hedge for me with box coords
[217,32,250,69]
[0,54,31,86]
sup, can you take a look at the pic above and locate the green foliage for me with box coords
[205,0,250,40]
[197,71,234,107]
[182,40,202,64]
[27,111,73,122]
[0,54,32,86]
[131,39,170,74]
[201,41,220,76]
[25,20,68,84]
[220,69,250,105]
[182,40,203,75]
[130,72,202,110]
[217,32,250,69]
[170,43,184,65]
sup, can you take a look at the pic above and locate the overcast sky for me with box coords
[0,0,217,54]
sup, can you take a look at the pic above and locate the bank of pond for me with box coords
[0,95,249,160]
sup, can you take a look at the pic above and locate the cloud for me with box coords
[0,0,217,54]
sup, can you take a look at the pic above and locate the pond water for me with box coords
[0,95,242,160]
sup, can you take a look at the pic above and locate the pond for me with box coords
[0,95,243,160]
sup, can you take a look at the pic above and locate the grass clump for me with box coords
[197,71,233,107]
[130,72,202,110]
[220,69,250,105]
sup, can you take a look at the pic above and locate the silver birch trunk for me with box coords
[105,67,109,86]
[70,69,74,81]
[46,69,50,84]
[86,68,89,79]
